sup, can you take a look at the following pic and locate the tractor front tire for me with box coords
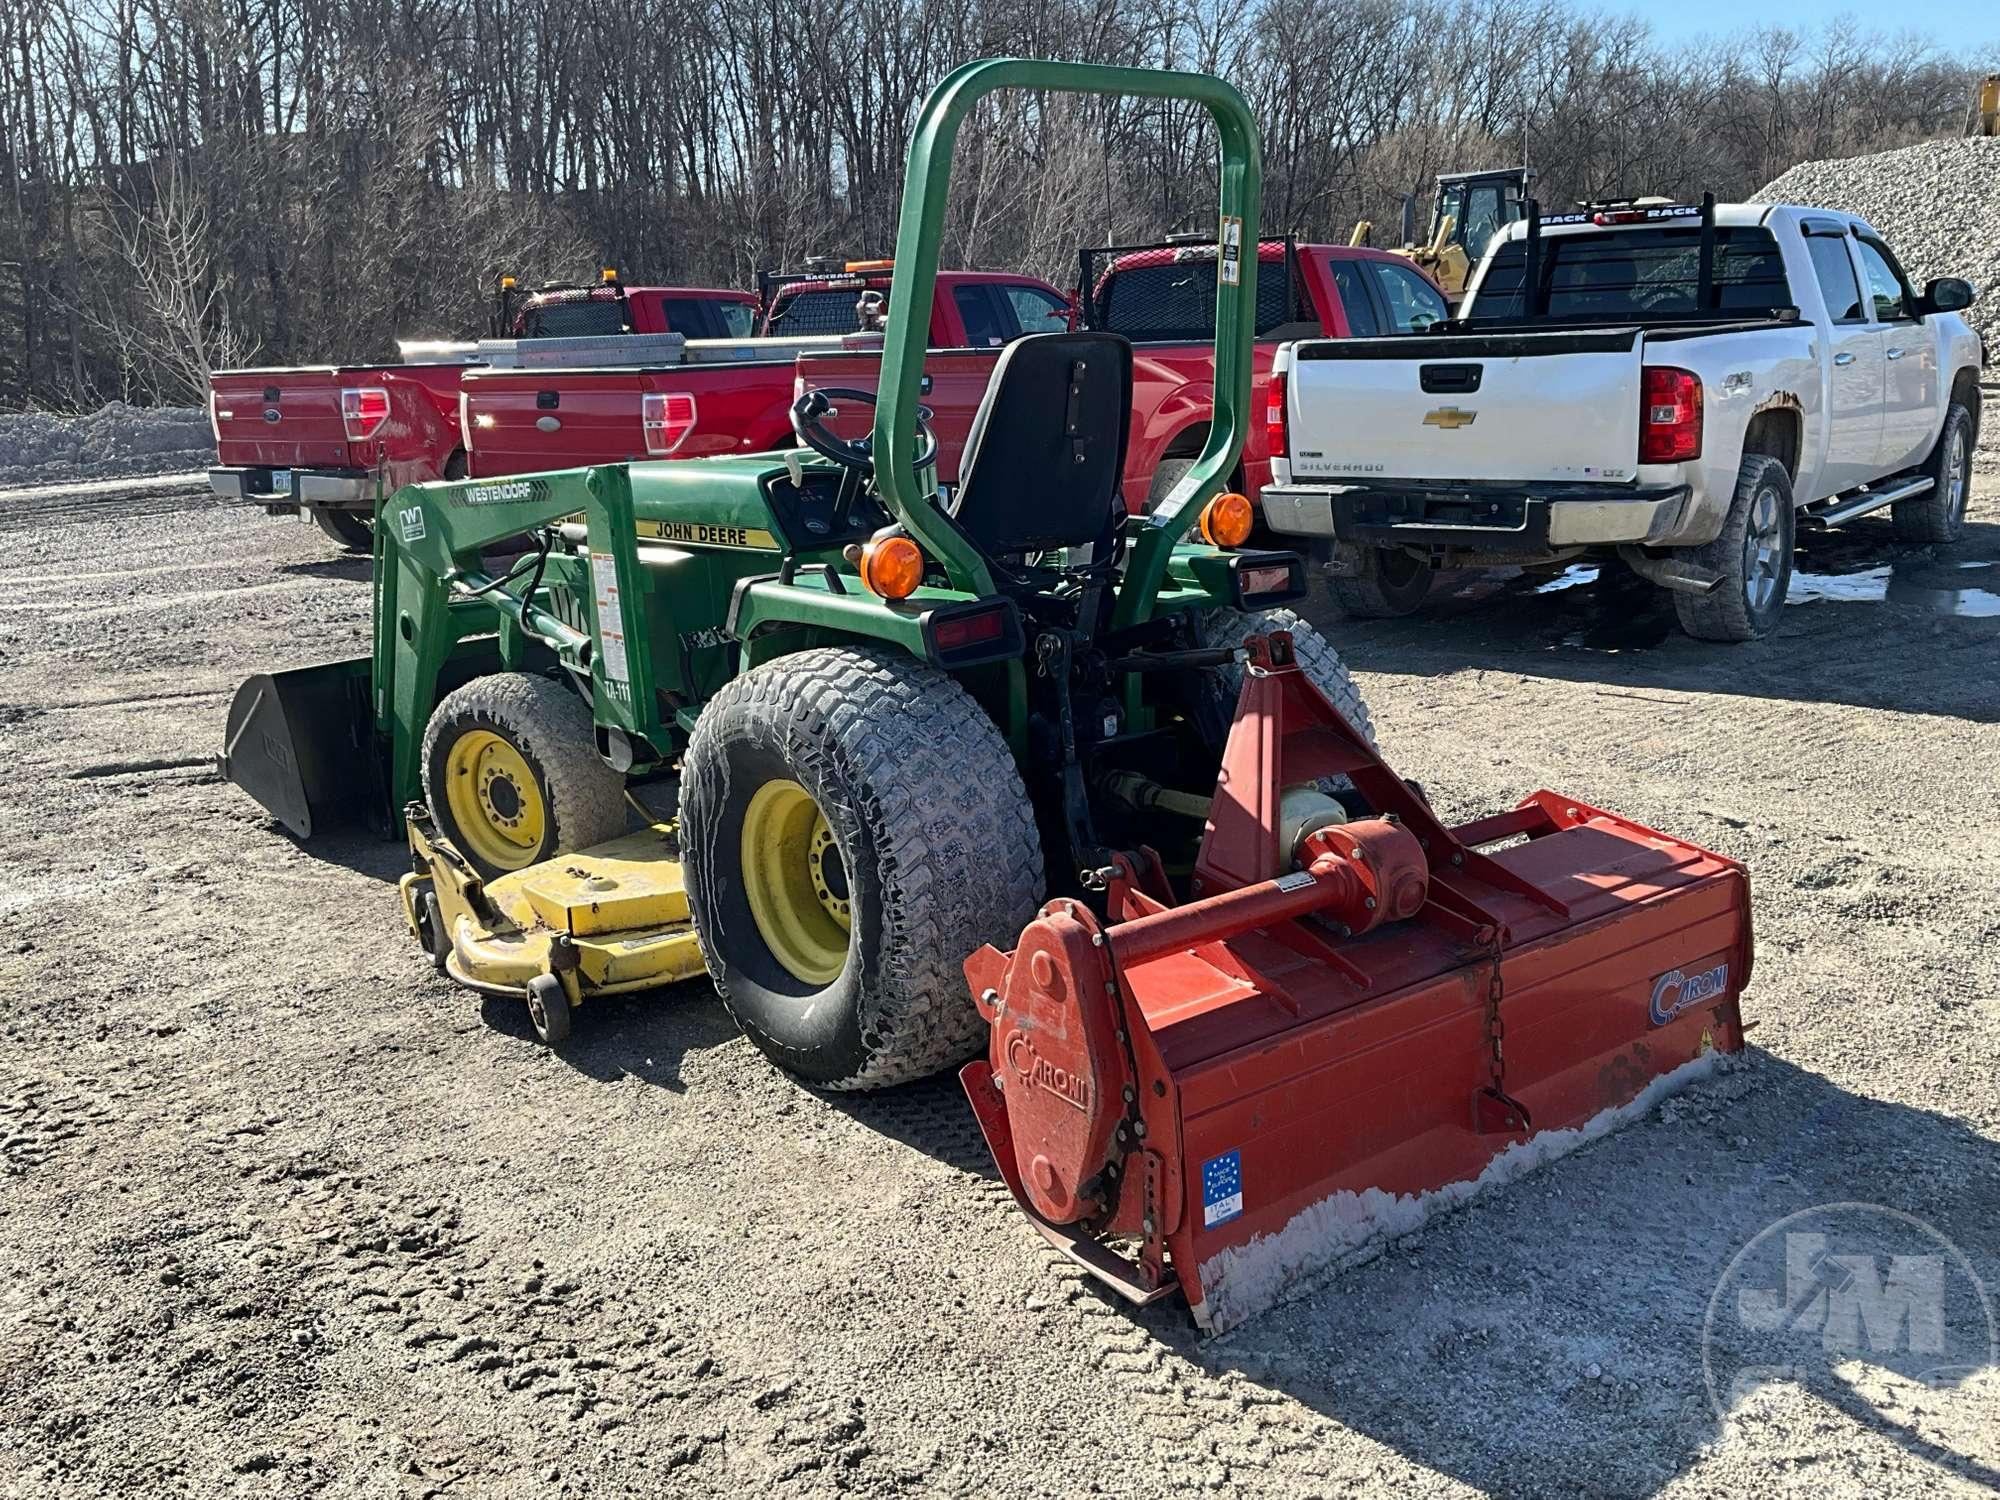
[679,647,1044,1091]
[313,508,373,554]
[421,673,628,880]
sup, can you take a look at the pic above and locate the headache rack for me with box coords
[490,272,630,339]
[1445,193,1800,331]
[1077,233,1303,341]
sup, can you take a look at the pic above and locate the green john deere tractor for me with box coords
[220,57,1375,1080]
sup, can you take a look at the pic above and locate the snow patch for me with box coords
[1194,1050,1732,1335]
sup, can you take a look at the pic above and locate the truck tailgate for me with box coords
[1287,328,1645,484]
[462,364,798,478]
[211,369,352,468]
[795,347,1002,488]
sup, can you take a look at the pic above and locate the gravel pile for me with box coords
[1757,136,2000,354]
[0,402,212,488]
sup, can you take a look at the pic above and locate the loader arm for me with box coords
[869,58,1262,627]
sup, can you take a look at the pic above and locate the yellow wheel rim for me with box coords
[741,779,850,986]
[442,728,547,872]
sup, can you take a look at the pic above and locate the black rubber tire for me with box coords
[1146,457,1198,508]
[1194,607,1377,749]
[420,673,628,881]
[525,973,571,1046]
[1892,400,1974,544]
[679,647,1045,1091]
[1321,543,1433,618]
[416,887,450,976]
[1670,455,1795,643]
[312,508,373,553]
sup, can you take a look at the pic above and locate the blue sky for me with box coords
[1635,0,1993,45]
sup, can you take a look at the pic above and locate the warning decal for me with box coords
[589,551,631,688]
[1217,216,1243,287]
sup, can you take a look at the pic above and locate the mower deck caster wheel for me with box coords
[414,888,450,977]
[525,974,571,1046]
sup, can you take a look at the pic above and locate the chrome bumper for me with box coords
[1260,482,1693,550]
[208,467,370,508]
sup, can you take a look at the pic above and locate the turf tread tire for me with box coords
[420,673,628,879]
[680,647,1044,1091]
[1196,607,1376,748]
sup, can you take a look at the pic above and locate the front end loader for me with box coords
[221,58,1751,1329]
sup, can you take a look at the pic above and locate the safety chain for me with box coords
[1484,937,1507,1096]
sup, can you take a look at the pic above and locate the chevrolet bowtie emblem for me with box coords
[1423,406,1477,429]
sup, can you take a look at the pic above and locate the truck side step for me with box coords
[1803,473,1933,528]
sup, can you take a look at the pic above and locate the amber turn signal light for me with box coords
[1199,491,1254,548]
[859,534,926,599]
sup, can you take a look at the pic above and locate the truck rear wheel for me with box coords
[1319,543,1433,618]
[421,673,629,880]
[312,509,372,553]
[1670,455,1793,642]
[680,647,1044,1091]
[1893,400,1973,544]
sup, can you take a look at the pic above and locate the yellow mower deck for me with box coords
[401,818,708,1013]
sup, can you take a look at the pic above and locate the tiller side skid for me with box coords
[963,634,1752,1332]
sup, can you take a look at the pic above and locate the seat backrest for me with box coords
[948,331,1133,555]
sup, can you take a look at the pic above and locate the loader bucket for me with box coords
[964,634,1751,1332]
[218,657,378,838]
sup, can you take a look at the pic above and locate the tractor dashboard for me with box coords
[760,464,886,551]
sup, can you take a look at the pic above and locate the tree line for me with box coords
[0,0,1985,406]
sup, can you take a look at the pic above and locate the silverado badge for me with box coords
[1423,406,1478,430]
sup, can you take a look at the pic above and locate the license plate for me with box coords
[270,468,292,495]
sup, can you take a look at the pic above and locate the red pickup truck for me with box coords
[207,281,759,550]
[798,238,1449,514]
[459,267,1073,480]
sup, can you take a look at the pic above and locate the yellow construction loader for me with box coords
[1971,74,1999,137]
[1350,166,1534,308]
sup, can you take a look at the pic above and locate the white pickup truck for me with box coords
[1259,199,1985,640]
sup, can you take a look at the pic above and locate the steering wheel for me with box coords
[790,386,938,477]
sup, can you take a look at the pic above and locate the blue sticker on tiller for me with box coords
[1202,1150,1244,1229]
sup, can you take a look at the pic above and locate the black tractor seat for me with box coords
[947,331,1134,560]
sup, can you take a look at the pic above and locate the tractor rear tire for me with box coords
[421,673,628,881]
[313,508,373,554]
[679,646,1044,1091]
[1195,607,1376,747]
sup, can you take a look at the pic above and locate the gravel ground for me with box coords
[0,403,211,489]
[1757,137,2000,352]
[0,461,1996,1497]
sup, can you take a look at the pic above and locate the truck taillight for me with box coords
[1266,369,1288,459]
[641,392,697,456]
[341,386,390,442]
[458,389,473,453]
[207,389,223,445]
[1639,366,1701,464]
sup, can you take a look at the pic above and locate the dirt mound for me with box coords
[1757,136,2000,353]
[0,402,212,488]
